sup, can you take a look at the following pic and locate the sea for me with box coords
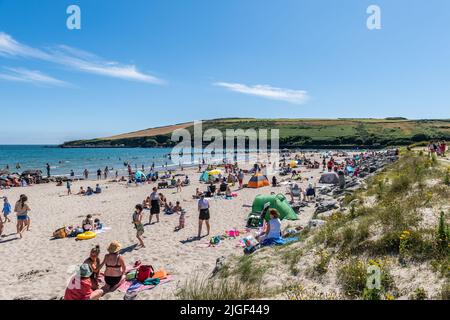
[0,145,176,178]
[0,145,265,178]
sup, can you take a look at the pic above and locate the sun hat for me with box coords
[79,263,93,278]
[107,241,122,254]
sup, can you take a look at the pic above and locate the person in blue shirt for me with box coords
[94,184,102,194]
[2,197,11,223]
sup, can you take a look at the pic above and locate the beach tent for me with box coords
[250,194,298,221]
[289,160,298,168]
[319,172,340,184]
[135,171,146,181]
[247,173,270,188]
[199,171,209,182]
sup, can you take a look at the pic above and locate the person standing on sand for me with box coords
[197,194,211,238]
[238,170,244,189]
[97,169,102,180]
[46,163,51,178]
[2,197,11,223]
[104,167,109,180]
[14,195,30,238]
[66,180,72,195]
[0,216,3,238]
[84,169,89,180]
[133,204,145,248]
[149,187,160,224]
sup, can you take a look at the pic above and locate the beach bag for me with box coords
[137,265,155,282]
[243,236,259,254]
[210,236,221,245]
[246,214,263,228]
[126,270,137,281]
[53,227,67,239]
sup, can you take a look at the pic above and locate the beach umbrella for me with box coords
[247,173,270,188]
[208,169,222,176]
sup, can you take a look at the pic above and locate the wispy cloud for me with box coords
[0,67,69,87]
[214,82,309,104]
[0,32,163,84]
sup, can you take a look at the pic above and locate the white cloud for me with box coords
[0,67,69,87]
[0,32,163,84]
[214,82,309,104]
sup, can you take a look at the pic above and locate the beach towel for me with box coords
[118,275,173,293]
[260,237,298,247]
[94,227,111,235]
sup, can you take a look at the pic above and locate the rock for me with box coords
[315,200,338,213]
[319,187,332,195]
[317,211,334,219]
[349,199,361,207]
[210,256,227,278]
[309,219,326,228]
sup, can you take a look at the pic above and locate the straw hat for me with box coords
[107,241,121,254]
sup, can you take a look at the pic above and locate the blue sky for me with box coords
[0,0,449,144]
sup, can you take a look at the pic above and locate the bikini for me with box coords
[104,254,123,287]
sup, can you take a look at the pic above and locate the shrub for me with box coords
[436,211,450,254]
[337,258,396,299]
[313,249,331,275]
[337,259,367,297]
[409,287,428,300]
[236,255,266,284]
[440,282,450,300]
[176,275,263,300]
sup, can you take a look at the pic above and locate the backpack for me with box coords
[137,265,155,282]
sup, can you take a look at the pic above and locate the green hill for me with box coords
[61,118,450,149]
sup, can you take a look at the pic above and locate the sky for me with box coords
[0,0,449,144]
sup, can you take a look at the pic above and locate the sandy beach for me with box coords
[0,151,336,300]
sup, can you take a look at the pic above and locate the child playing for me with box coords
[2,197,11,223]
[94,218,103,230]
[174,208,186,231]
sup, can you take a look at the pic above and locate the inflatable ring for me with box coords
[76,231,97,241]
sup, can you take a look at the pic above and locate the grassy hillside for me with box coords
[62,118,450,148]
[176,151,450,300]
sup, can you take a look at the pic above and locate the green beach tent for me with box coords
[250,194,298,221]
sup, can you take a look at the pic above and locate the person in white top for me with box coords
[257,209,281,242]
[197,195,211,238]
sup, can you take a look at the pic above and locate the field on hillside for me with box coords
[62,118,450,148]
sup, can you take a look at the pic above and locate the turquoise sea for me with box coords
[0,145,175,177]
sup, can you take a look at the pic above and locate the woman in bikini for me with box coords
[84,245,102,290]
[99,241,126,292]
[14,194,30,238]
